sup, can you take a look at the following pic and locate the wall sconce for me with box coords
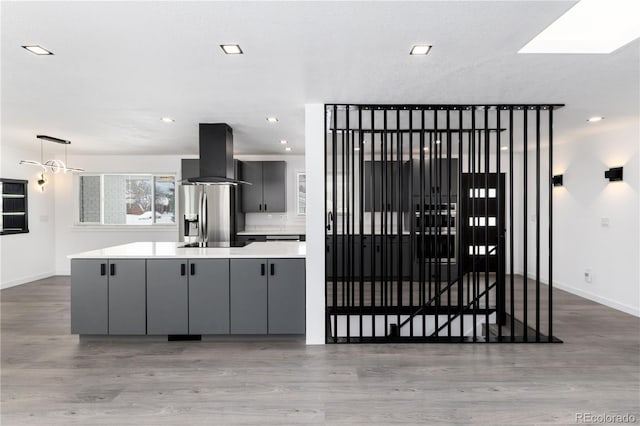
[552,175,563,187]
[604,167,623,182]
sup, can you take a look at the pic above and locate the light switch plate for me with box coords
[601,217,610,227]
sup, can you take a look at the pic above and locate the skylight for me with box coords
[519,0,640,54]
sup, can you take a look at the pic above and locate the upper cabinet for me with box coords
[1,178,29,235]
[363,161,407,212]
[407,158,459,202]
[240,161,286,213]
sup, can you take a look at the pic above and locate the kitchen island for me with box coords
[68,242,306,338]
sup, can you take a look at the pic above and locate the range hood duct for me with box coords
[186,123,249,185]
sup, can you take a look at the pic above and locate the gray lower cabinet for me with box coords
[71,259,108,334]
[108,260,146,335]
[188,259,230,334]
[230,259,268,334]
[268,259,306,334]
[146,259,188,335]
[230,258,305,335]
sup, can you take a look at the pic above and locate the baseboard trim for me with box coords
[1,271,56,290]
[515,270,639,318]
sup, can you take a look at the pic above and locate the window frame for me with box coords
[74,173,178,228]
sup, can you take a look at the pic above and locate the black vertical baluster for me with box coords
[371,110,376,339]
[382,110,388,337]
[535,106,541,342]
[446,110,452,338]
[548,107,554,342]
[484,107,489,341]
[397,109,402,335]
[496,108,503,341]
[420,110,426,337]
[523,107,528,341]
[409,111,415,337]
[340,118,349,318]
[359,108,364,340]
[496,107,505,342]
[332,105,338,343]
[509,107,515,341]
[458,110,464,338]
[471,108,477,341]
[345,110,350,342]
[432,129,437,337]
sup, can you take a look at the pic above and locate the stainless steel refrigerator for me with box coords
[179,183,244,246]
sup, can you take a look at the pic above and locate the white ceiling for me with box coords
[1,1,638,155]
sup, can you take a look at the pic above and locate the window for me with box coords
[78,174,176,225]
[296,172,306,215]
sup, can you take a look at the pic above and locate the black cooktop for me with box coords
[181,241,250,248]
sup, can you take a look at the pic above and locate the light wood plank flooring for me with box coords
[1,275,639,425]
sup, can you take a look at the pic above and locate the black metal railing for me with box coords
[325,104,563,343]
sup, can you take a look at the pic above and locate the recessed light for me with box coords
[220,44,243,54]
[22,45,53,55]
[280,140,287,145]
[267,117,279,123]
[423,147,429,151]
[353,147,360,151]
[501,146,509,151]
[285,147,292,152]
[161,117,175,123]
[587,116,604,122]
[410,44,432,55]
[435,140,441,144]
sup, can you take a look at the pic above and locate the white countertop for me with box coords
[68,242,306,259]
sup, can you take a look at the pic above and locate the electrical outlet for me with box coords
[584,268,592,283]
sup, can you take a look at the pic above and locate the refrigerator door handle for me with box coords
[199,188,208,245]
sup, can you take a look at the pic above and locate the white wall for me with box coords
[304,104,326,344]
[235,154,305,229]
[522,119,639,316]
[53,155,180,274]
[1,142,56,288]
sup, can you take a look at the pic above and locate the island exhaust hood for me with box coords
[185,123,249,185]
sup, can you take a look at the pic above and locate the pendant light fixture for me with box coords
[19,135,84,191]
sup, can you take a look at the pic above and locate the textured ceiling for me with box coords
[2,1,638,155]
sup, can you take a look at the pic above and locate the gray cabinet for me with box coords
[108,260,146,335]
[408,158,459,202]
[230,259,268,334]
[240,161,286,212]
[71,260,108,334]
[188,259,230,334]
[364,161,406,212]
[268,259,306,334]
[240,161,264,212]
[71,259,146,335]
[146,259,188,335]
[262,162,286,212]
[230,258,305,335]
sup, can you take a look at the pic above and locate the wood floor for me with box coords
[2,275,639,425]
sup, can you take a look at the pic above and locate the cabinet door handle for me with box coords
[181,263,186,276]
[110,264,115,276]
[264,204,267,211]
[259,204,262,211]
[100,263,106,276]
[261,263,265,276]
[270,263,275,276]
[190,263,195,276]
